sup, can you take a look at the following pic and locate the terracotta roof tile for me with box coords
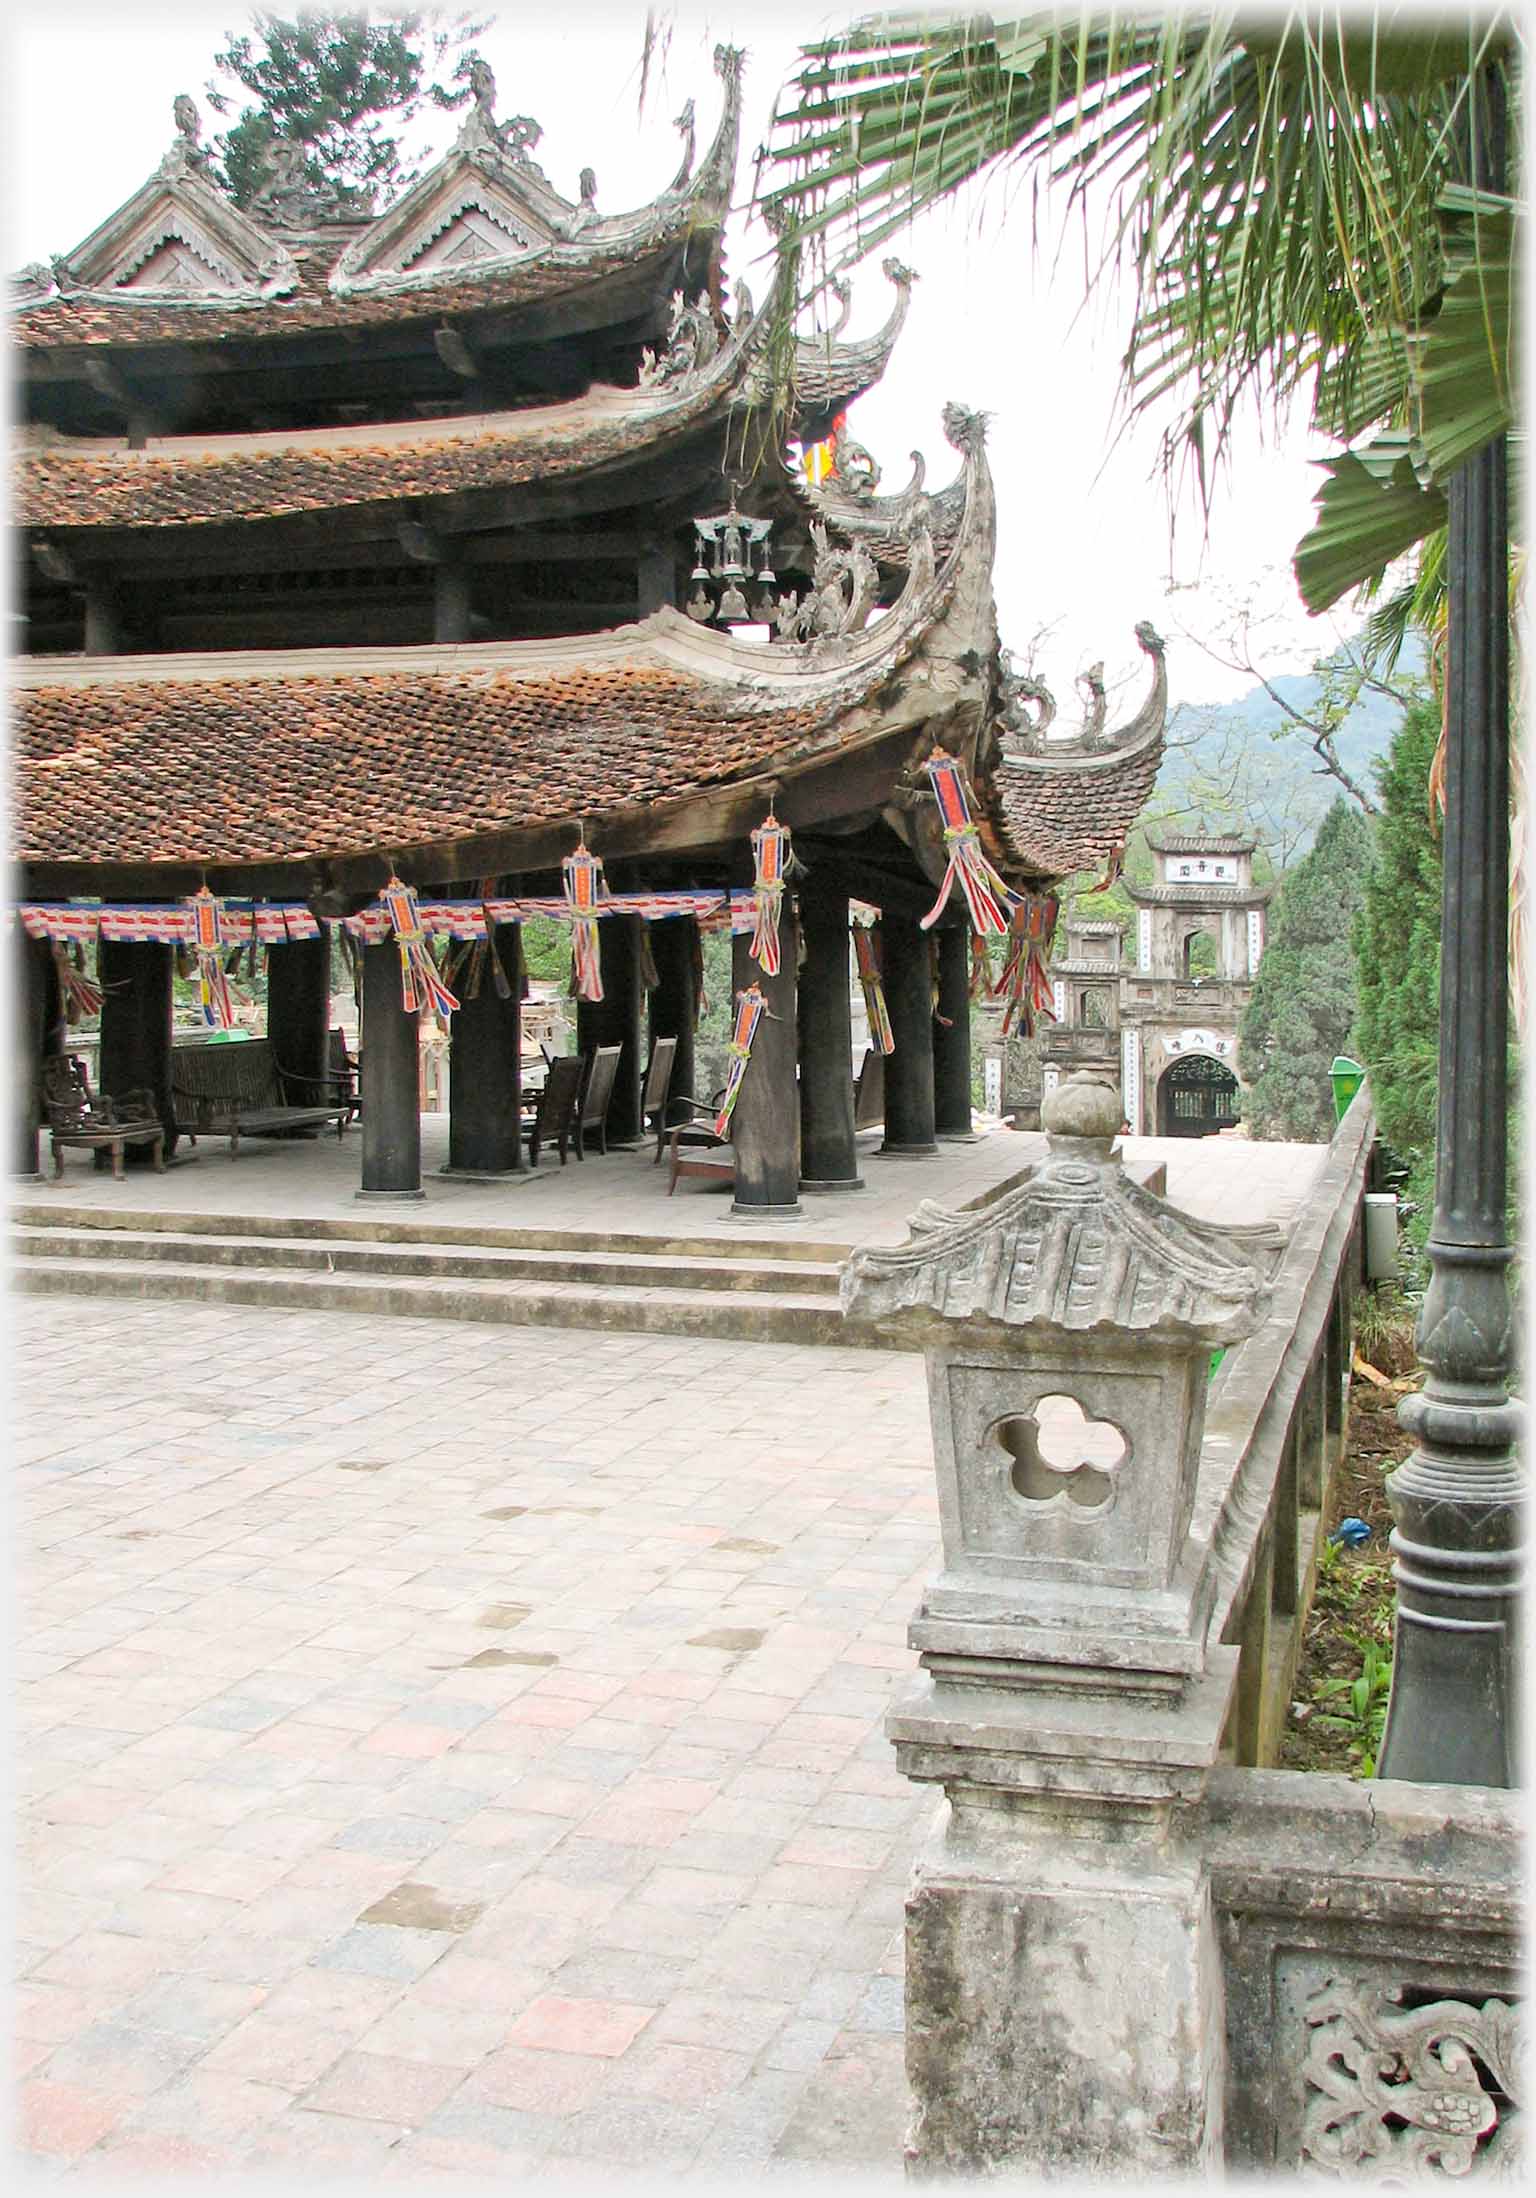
[20,382,726,532]
[990,736,1165,880]
[17,233,683,353]
[13,656,838,870]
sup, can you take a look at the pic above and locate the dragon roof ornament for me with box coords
[999,620,1166,763]
[35,97,303,306]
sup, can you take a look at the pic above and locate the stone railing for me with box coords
[842,1072,1522,2180]
[1198,1084,1370,1767]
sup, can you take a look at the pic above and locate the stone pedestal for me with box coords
[844,1070,1270,2177]
[906,1798,1225,2178]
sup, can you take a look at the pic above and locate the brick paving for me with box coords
[14,1296,935,2176]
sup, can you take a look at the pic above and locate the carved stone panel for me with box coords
[1272,1956,1524,2178]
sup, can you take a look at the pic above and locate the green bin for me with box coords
[1329,1056,1365,1122]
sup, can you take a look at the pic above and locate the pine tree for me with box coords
[1352,696,1442,1167]
[205,8,492,214]
[1237,800,1375,1142]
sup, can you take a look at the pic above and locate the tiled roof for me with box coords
[20,378,734,533]
[991,737,1165,879]
[16,233,696,352]
[13,648,845,870]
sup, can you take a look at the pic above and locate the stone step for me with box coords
[11,1251,892,1350]
[11,1225,844,1298]
[9,1200,854,1267]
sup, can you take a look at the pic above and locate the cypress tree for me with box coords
[1237,800,1375,1141]
[1352,696,1442,1166]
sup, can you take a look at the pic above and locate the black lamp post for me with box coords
[1376,62,1523,1786]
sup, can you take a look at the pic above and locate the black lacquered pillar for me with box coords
[358,940,423,1199]
[648,915,698,1123]
[798,871,861,1190]
[731,899,800,1216]
[12,931,53,1178]
[933,922,975,1140]
[1377,63,1522,1789]
[576,915,644,1144]
[266,930,331,1101]
[98,936,177,1163]
[447,922,523,1175]
[881,913,938,1156]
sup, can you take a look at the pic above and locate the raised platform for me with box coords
[12,1119,1329,1348]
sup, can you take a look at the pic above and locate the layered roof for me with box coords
[17,261,915,538]
[13,408,992,890]
[985,621,1168,880]
[14,54,742,354]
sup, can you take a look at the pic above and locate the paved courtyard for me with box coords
[15,1295,937,2178]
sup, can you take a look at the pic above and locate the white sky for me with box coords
[4,0,1371,709]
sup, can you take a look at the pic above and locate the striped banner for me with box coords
[853,923,895,1054]
[918,750,1017,938]
[748,810,791,976]
[713,985,768,1138]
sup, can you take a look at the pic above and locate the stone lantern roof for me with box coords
[844,1072,1267,1347]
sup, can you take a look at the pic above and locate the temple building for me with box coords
[12,53,1165,1212]
[1040,829,1269,1136]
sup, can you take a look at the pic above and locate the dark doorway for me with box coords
[1157,1053,1240,1137]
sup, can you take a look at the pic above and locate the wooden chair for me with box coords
[325,1027,361,1128]
[575,1043,622,1160]
[665,1087,734,1195]
[853,1046,886,1132]
[642,1035,678,1161]
[521,1053,583,1167]
[41,1054,164,1180]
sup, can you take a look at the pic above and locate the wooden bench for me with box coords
[172,1036,352,1159]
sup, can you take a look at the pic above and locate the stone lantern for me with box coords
[842,1069,1272,2176]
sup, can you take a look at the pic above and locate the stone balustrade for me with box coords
[844,1071,1522,2179]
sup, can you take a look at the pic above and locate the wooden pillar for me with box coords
[433,558,473,643]
[648,915,698,1118]
[447,923,524,1174]
[266,930,331,1101]
[933,922,975,1139]
[13,932,54,1178]
[576,915,644,1143]
[732,895,800,1216]
[881,912,939,1155]
[637,540,675,616]
[358,940,423,1199]
[98,937,176,1163]
[83,576,121,656]
[797,872,861,1190]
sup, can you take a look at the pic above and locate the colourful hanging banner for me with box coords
[995,894,1060,1039]
[382,876,459,1022]
[188,887,237,1030]
[748,809,791,976]
[969,930,994,1001]
[561,840,607,1003]
[852,923,894,1055]
[918,750,1016,937]
[713,985,768,1138]
[52,939,102,1023]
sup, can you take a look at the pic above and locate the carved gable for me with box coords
[47,167,299,305]
[330,155,568,297]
